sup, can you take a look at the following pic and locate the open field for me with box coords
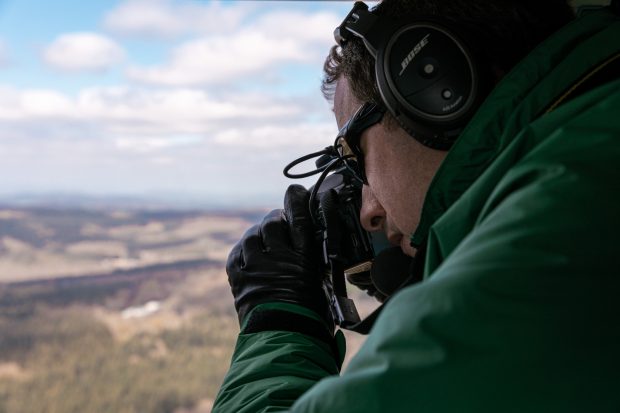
[0,207,254,412]
[0,207,263,283]
[0,207,376,412]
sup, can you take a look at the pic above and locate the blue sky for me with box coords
[0,0,353,208]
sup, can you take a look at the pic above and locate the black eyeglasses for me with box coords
[336,102,386,184]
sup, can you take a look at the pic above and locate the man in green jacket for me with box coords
[214,0,620,411]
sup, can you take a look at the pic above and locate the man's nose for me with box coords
[360,185,386,232]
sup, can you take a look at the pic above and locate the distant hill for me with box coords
[0,205,256,412]
[0,205,375,412]
[0,192,279,211]
[0,206,263,283]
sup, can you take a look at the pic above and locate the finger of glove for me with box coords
[226,242,248,317]
[258,209,288,252]
[226,240,245,280]
[237,223,265,269]
[283,184,313,252]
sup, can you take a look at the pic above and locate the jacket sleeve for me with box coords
[287,89,620,412]
[212,303,343,413]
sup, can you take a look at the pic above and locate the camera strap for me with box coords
[541,50,620,115]
[318,189,364,328]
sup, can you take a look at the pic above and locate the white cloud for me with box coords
[0,84,334,204]
[103,0,254,38]
[0,2,346,203]
[0,85,300,128]
[126,31,306,86]
[114,135,203,153]
[75,86,304,136]
[125,9,340,86]
[0,87,76,120]
[0,84,332,148]
[254,10,342,44]
[43,32,125,72]
[213,123,335,148]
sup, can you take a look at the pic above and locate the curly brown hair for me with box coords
[322,0,575,106]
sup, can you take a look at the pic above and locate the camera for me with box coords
[284,146,388,329]
[310,153,375,275]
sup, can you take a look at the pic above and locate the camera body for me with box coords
[309,154,386,328]
[284,146,389,329]
[310,156,375,272]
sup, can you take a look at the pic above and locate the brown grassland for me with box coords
[0,207,373,412]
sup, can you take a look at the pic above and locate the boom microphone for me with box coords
[370,246,413,297]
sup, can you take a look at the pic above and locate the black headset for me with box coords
[335,1,487,150]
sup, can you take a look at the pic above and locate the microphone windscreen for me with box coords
[370,246,413,297]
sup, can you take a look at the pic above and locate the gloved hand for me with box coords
[226,184,332,330]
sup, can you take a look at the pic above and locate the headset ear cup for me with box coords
[375,22,482,149]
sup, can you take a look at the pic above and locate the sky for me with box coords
[0,0,353,208]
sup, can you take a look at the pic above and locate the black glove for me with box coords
[227,185,332,331]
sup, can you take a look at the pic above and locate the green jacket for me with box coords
[213,9,620,412]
